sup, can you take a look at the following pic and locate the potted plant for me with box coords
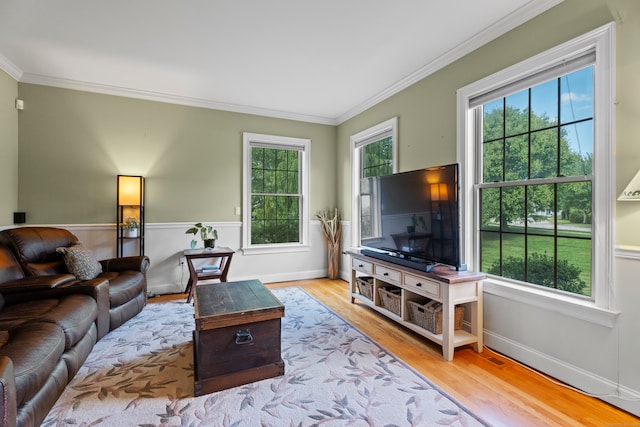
[122,217,140,238]
[186,222,218,248]
[407,214,427,233]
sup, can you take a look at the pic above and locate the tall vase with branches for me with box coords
[317,208,341,280]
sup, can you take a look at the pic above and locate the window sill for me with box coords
[241,244,311,256]
[483,278,619,328]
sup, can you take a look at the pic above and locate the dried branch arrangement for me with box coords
[317,208,341,279]
[316,208,341,245]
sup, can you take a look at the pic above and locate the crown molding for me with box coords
[3,0,562,127]
[0,52,22,80]
[18,72,338,126]
[334,0,564,124]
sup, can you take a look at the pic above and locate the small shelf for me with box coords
[116,175,145,257]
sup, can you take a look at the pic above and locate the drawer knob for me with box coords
[383,272,389,276]
[235,329,254,345]
[359,264,364,267]
[416,282,422,287]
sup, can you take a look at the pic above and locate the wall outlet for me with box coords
[234,207,241,215]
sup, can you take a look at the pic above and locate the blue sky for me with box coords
[484,66,594,164]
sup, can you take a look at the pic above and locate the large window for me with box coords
[242,132,310,253]
[457,24,615,317]
[478,66,594,297]
[351,118,397,246]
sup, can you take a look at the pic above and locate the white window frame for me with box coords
[350,117,398,248]
[242,132,311,255]
[456,23,618,327]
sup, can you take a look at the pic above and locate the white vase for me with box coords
[125,228,138,238]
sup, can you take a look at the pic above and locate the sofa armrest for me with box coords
[0,274,76,294]
[0,356,17,427]
[100,256,150,274]
[65,279,111,339]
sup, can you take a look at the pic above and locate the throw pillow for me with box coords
[56,244,102,280]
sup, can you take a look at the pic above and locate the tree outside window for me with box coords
[360,135,394,238]
[242,133,310,253]
[250,146,301,244]
[351,118,398,248]
[478,67,593,297]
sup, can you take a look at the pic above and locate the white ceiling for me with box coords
[0,0,561,125]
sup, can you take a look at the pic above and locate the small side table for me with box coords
[183,247,235,303]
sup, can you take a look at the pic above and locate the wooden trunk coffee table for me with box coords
[192,279,285,396]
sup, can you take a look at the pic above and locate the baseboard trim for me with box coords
[484,330,640,415]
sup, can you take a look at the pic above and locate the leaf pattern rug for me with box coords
[43,286,490,426]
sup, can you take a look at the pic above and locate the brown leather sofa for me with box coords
[0,227,150,427]
[0,227,150,331]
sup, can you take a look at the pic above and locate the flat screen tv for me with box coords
[359,163,462,272]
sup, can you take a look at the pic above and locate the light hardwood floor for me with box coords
[151,278,639,427]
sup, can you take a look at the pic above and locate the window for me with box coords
[478,66,594,297]
[242,132,310,254]
[362,135,394,178]
[457,24,615,317]
[351,118,398,247]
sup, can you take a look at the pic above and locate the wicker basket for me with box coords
[378,287,401,316]
[355,276,374,300]
[406,299,464,334]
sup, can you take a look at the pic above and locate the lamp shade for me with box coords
[618,170,640,201]
[118,175,144,206]
[430,183,448,201]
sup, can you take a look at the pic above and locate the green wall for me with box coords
[336,0,640,248]
[0,69,18,225]
[17,85,336,224]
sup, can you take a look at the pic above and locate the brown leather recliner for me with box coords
[0,242,110,427]
[0,227,150,331]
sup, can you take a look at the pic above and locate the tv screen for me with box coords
[359,163,461,271]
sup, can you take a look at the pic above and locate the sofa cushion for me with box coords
[0,300,61,330]
[0,296,97,350]
[56,244,102,280]
[35,295,98,349]
[0,322,65,407]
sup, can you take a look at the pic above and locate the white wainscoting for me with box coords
[41,221,353,295]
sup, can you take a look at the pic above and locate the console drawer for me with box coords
[404,273,440,299]
[352,258,373,274]
[374,265,401,283]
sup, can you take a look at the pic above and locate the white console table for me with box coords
[348,250,485,361]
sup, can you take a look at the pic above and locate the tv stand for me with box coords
[348,249,485,361]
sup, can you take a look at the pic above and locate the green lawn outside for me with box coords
[480,223,592,296]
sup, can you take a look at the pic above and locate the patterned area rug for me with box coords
[43,287,489,426]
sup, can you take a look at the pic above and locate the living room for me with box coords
[1,0,639,424]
